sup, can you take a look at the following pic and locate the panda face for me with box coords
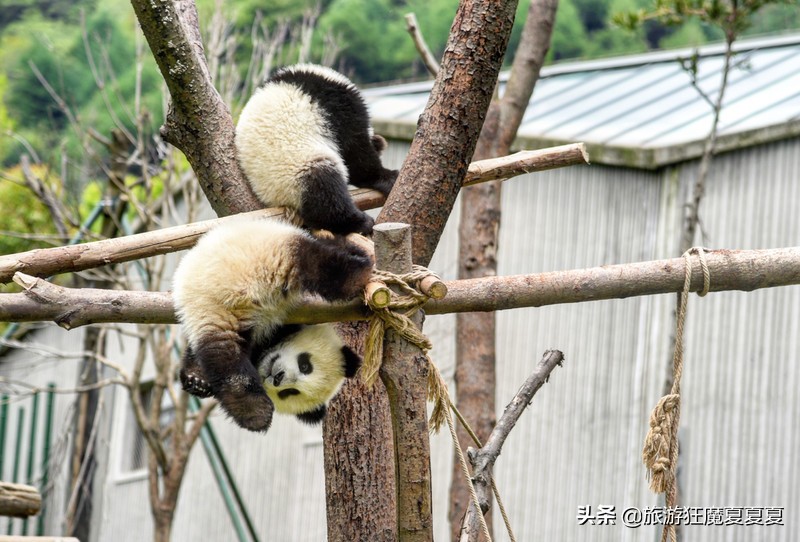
[257,324,361,424]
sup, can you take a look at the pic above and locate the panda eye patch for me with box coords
[298,352,313,374]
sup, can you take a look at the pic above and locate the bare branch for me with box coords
[462,145,588,185]
[4,272,173,328]
[130,0,262,216]
[19,154,70,240]
[0,376,126,398]
[0,144,587,284]
[459,350,564,540]
[405,13,440,77]
[4,246,800,327]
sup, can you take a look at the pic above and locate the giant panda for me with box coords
[183,323,362,425]
[172,217,372,431]
[235,63,398,235]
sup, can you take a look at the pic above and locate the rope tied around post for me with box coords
[361,264,451,429]
[361,264,500,541]
[642,247,710,542]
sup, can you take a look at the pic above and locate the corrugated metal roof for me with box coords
[365,33,800,168]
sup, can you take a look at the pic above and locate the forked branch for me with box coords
[458,350,564,540]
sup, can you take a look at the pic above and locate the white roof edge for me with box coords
[363,32,800,97]
[372,118,800,169]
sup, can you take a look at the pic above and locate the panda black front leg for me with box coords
[193,336,275,432]
[298,162,376,235]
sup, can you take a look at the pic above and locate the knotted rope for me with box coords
[361,265,516,542]
[642,247,709,542]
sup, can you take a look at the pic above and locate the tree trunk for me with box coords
[450,1,558,539]
[325,0,521,538]
[324,321,397,542]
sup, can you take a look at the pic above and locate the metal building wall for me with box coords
[0,324,90,538]
[418,135,800,541]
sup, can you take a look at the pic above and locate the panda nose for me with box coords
[273,370,285,386]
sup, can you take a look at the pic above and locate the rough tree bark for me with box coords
[129,0,262,216]
[375,224,433,540]
[451,1,559,538]
[324,0,522,539]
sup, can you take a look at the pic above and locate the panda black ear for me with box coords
[342,346,362,378]
[296,405,327,425]
[370,134,388,153]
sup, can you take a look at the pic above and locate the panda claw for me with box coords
[180,371,214,398]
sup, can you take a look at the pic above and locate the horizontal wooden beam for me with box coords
[0,144,587,284]
[0,482,41,518]
[1,247,798,329]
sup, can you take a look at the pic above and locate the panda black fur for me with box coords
[184,323,362,425]
[235,63,397,235]
[172,217,372,432]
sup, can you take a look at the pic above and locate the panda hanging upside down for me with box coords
[173,218,372,432]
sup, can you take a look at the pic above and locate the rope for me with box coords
[362,265,517,542]
[642,247,710,542]
[451,393,517,542]
[432,365,492,542]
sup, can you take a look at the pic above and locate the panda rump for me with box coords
[235,63,397,235]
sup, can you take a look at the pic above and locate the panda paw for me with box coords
[218,382,275,433]
[180,369,214,398]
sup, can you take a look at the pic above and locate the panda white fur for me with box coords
[251,323,361,424]
[172,217,372,432]
[235,63,397,235]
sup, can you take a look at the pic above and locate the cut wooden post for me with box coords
[419,275,447,300]
[365,281,392,309]
[0,482,41,518]
[373,223,433,542]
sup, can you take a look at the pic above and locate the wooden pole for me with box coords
[0,144,588,285]
[373,223,433,541]
[0,482,41,518]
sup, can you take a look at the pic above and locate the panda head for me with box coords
[257,324,361,424]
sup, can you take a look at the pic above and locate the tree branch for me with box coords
[0,144,587,284]
[4,247,800,327]
[459,350,564,540]
[404,13,440,77]
[0,482,42,518]
[378,0,522,267]
[129,0,262,216]
[374,223,433,540]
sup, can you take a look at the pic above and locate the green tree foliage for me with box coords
[1,2,162,178]
[0,0,93,30]
[0,166,56,256]
[318,0,417,82]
